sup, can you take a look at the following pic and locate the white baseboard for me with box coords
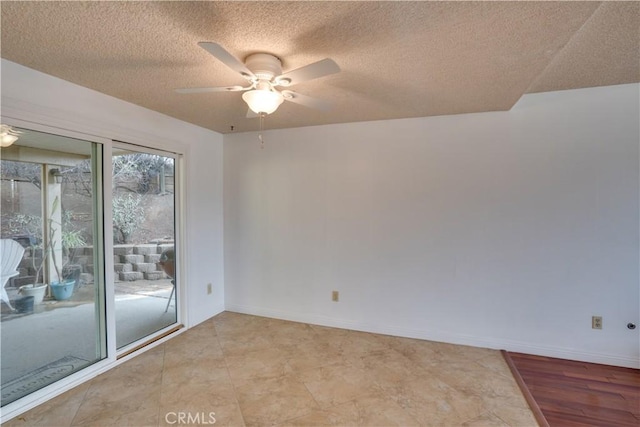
[224,303,640,369]
[188,303,226,328]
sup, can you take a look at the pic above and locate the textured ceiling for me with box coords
[1,1,638,134]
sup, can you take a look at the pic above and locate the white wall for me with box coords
[2,56,637,372]
[1,59,225,326]
[224,83,640,368]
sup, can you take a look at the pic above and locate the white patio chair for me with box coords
[1,239,26,310]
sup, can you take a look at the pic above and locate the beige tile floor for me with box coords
[4,312,538,426]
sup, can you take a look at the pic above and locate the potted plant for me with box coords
[17,241,48,305]
[6,216,47,305]
[14,195,85,302]
[47,196,77,300]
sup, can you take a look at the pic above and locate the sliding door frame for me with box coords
[110,140,185,356]
[0,116,189,421]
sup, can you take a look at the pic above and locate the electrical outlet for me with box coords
[592,316,602,329]
[207,283,212,295]
[332,291,339,302]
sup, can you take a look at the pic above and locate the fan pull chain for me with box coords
[259,113,265,149]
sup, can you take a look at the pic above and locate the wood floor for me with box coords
[504,351,640,427]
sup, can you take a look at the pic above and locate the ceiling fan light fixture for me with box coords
[242,89,284,115]
[0,125,20,148]
[178,43,341,120]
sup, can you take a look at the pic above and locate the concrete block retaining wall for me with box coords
[112,244,174,282]
[9,243,174,287]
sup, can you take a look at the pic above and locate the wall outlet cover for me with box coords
[592,316,603,329]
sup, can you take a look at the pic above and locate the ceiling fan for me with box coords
[176,42,341,117]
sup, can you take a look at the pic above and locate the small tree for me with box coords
[112,193,144,243]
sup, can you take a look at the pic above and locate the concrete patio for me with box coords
[0,279,176,406]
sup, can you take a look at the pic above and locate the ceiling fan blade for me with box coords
[281,90,332,111]
[175,85,246,94]
[198,42,255,80]
[277,58,340,86]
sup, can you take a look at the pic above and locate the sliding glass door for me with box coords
[0,126,182,408]
[0,127,106,406]
[111,145,178,349]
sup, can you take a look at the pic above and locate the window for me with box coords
[0,128,106,406]
[111,145,179,349]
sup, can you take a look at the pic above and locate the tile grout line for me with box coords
[66,378,92,427]
[155,343,167,427]
[212,318,248,427]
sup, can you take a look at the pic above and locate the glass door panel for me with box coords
[111,147,177,349]
[0,127,105,406]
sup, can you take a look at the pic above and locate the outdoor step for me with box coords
[113,244,134,256]
[150,238,174,244]
[19,257,41,269]
[80,273,94,284]
[27,248,43,258]
[73,255,92,266]
[69,246,93,258]
[12,276,36,288]
[145,254,161,263]
[157,244,174,254]
[133,244,158,255]
[144,271,164,280]
[68,247,80,258]
[113,263,132,272]
[123,254,144,264]
[133,263,156,273]
[119,271,144,281]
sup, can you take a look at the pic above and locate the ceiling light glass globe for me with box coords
[242,89,284,115]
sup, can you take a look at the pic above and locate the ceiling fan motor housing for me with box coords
[245,53,282,81]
